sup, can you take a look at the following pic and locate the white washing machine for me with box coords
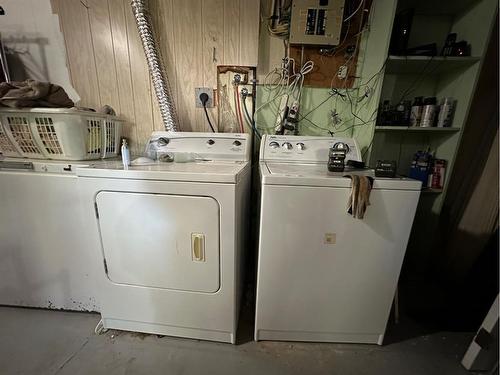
[0,159,101,311]
[76,132,251,344]
[255,135,421,345]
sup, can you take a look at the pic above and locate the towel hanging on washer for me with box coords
[344,175,374,219]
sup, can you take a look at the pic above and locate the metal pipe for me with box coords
[131,0,179,131]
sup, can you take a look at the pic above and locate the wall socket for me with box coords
[195,87,214,108]
[337,65,348,80]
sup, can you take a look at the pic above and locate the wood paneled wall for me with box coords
[51,0,259,153]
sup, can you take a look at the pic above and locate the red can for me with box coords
[431,159,446,189]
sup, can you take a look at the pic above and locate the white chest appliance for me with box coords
[0,159,101,311]
[255,135,421,344]
[76,132,251,343]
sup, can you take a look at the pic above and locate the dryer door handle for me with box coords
[191,233,206,262]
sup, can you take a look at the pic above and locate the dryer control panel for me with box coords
[147,132,251,162]
[260,134,361,163]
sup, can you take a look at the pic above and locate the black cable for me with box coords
[203,105,215,133]
[362,137,374,159]
[242,95,262,139]
[199,92,215,133]
[300,116,332,133]
[298,58,387,130]
[298,92,336,123]
[397,55,435,103]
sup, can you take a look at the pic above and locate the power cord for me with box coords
[241,89,261,139]
[199,92,216,133]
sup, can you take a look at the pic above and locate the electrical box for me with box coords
[289,0,345,45]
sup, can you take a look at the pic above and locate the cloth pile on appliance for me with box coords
[344,174,374,219]
[0,79,74,108]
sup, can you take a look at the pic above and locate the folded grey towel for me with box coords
[0,79,74,108]
[344,174,374,219]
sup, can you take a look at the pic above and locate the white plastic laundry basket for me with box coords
[0,108,122,160]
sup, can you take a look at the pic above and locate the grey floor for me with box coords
[0,306,478,375]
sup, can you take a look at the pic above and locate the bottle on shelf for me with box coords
[395,100,412,126]
[396,101,406,124]
[420,97,438,127]
[409,150,433,185]
[378,100,391,126]
[437,97,456,127]
[410,96,423,127]
[428,159,447,189]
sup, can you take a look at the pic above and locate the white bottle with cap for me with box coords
[121,139,130,169]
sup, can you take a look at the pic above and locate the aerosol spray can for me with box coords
[121,139,130,169]
[430,159,446,189]
[403,100,412,125]
[437,97,456,127]
[410,96,423,126]
[420,97,438,127]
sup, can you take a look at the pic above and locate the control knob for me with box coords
[269,141,280,149]
[333,142,349,153]
[207,139,215,145]
[233,140,242,146]
[296,142,305,151]
[282,142,293,150]
[157,137,169,146]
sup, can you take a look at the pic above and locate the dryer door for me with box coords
[96,191,220,293]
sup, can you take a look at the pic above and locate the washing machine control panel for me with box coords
[148,132,251,161]
[260,134,362,163]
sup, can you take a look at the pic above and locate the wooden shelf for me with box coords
[421,188,443,194]
[397,0,479,16]
[385,56,480,75]
[375,126,460,133]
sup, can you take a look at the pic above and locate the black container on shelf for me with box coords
[410,96,424,126]
[389,9,414,55]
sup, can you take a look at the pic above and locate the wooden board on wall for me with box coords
[202,0,225,131]
[150,0,177,132]
[124,0,155,151]
[52,0,260,151]
[172,0,203,131]
[289,0,372,88]
[108,0,136,145]
[53,0,101,109]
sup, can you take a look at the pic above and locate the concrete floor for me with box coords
[0,306,479,375]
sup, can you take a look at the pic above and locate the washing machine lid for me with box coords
[76,160,249,183]
[261,162,422,190]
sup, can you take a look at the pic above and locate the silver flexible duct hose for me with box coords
[131,0,179,131]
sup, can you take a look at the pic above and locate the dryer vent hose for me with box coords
[131,0,179,131]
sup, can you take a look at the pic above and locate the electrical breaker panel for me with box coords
[289,0,345,45]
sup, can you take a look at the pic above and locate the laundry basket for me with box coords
[0,108,122,160]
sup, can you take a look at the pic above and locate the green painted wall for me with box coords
[255,0,398,159]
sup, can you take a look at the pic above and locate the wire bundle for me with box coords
[254,58,314,132]
[255,0,387,141]
[266,0,292,38]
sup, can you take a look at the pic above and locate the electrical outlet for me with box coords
[337,65,348,80]
[195,87,214,108]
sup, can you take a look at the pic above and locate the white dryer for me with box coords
[77,132,251,344]
[255,135,421,345]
